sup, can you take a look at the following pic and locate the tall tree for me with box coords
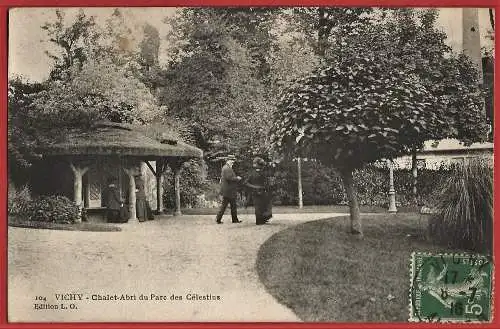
[138,23,162,94]
[140,23,160,68]
[101,9,141,65]
[34,58,162,128]
[382,9,489,202]
[41,9,100,81]
[271,9,487,235]
[8,8,184,186]
[8,77,46,185]
[160,8,277,162]
[285,7,375,58]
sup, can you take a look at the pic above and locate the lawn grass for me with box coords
[8,216,122,232]
[256,213,459,322]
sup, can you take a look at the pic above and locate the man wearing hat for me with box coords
[216,155,243,224]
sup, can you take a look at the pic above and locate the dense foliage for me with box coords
[33,10,164,129]
[8,183,32,216]
[272,60,442,168]
[163,160,208,209]
[161,8,276,158]
[25,195,81,224]
[263,161,450,207]
[33,58,162,127]
[8,78,46,186]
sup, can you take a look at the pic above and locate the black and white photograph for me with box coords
[7,6,495,322]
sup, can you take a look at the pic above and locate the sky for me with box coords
[8,7,178,82]
[8,7,495,82]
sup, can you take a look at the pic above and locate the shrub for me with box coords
[270,161,450,207]
[204,181,221,202]
[163,160,208,209]
[302,162,346,205]
[26,195,80,224]
[170,158,452,209]
[428,159,493,254]
[354,167,386,206]
[8,183,32,216]
[270,159,346,206]
[392,167,452,207]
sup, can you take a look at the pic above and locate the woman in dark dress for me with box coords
[245,157,273,225]
[136,177,155,222]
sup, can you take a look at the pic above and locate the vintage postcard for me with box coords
[6,5,496,324]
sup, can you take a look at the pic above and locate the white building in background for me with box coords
[394,8,495,170]
[394,139,493,170]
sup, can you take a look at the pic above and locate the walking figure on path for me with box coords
[244,157,273,225]
[215,155,243,224]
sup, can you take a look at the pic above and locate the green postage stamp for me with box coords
[409,252,493,322]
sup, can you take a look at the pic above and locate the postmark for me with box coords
[409,252,493,322]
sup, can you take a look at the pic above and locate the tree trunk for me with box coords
[340,168,362,235]
[411,147,418,205]
[317,8,327,57]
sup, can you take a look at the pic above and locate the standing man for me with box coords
[216,155,243,224]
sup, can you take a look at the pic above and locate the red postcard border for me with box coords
[0,1,498,328]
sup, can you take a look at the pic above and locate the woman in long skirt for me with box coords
[135,177,148,222]
[244,157,273,225]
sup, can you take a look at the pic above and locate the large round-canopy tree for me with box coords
[271,48,485,235]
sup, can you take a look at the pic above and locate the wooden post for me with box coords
[168,160,184,216]
[174,166,182,216]
[156,161,164,214]
[297,157,303,209]
[387,160,397,213]
[124,168,138,223]
[69,162,89,223]
[118,159,123,200]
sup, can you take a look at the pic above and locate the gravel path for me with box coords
[8,213,346,322]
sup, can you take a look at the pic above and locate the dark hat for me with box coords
[253,156,266,168]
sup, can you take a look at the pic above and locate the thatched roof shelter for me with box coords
[43,122,203,159]
[38,122,203,222]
